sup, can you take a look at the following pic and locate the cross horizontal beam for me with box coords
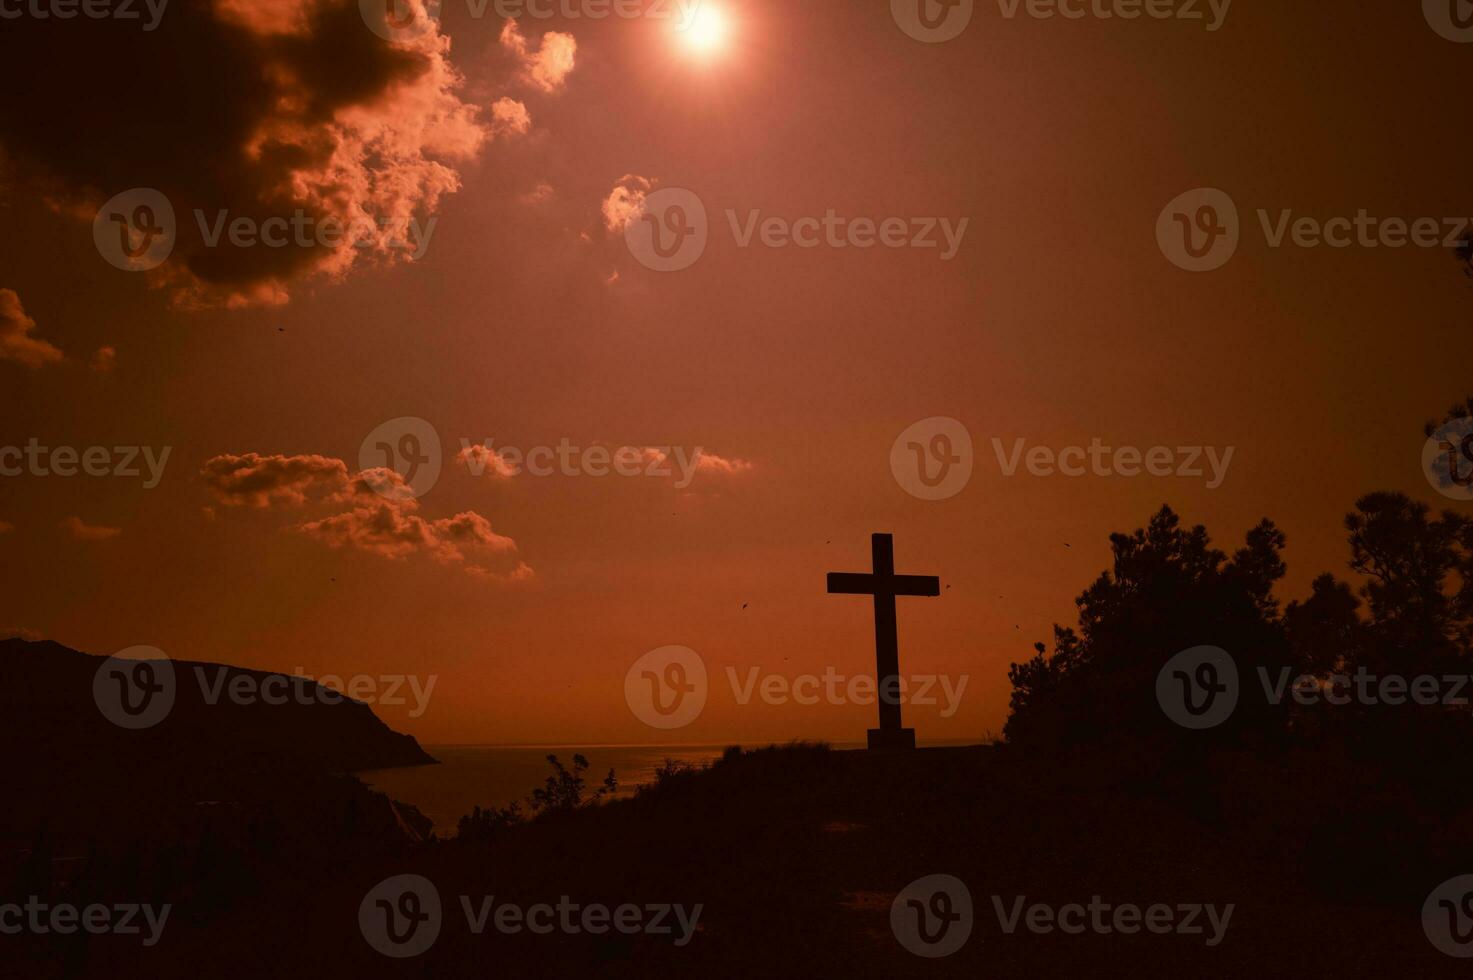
[826,572,940,597]
[825,533,941,749]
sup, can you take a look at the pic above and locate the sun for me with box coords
[676,4,729,55]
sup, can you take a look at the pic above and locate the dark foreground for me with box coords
[7,742,1466,978]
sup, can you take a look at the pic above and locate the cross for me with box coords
[827,533,940,750]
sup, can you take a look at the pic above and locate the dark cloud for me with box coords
[0,0,493,306]
[60,517,123,541]
[201,452,349,507]
[202,453,531,580]
[90,346,117,373]
[0,289,63,368]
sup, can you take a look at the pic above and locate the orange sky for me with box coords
[1,0,1469,745]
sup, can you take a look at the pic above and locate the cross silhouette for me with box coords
[827,533,940,750]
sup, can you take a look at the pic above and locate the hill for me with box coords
[18,742,1465,979]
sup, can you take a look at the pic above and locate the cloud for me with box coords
[456,444,520,478]
[490,97,532,139]
[299,499,521,567]
[639,447,754,475]
[298,495,429,560]
[342,466,421,502]
[61,517,122,541]
[519,181,555,205]
[601,175,654,232]
[0,627,43,642]
[0,1,491,308]
[204,452,531,579]
[90,346,117,374]
[201,453,350,508]
[0,289,64,369]
[639,447,754,489]
[301,467,531,579]
[691,451,756,476]
[500,19,577,93]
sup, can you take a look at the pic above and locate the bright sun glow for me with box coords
[677,4,728,54]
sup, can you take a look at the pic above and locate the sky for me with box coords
[0,0,1469,746]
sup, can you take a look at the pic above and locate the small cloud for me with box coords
[604,269,620,286]
[639,447,755,489]
[602,174,654,233]
[207,451,531,581]
[90,345,117,373]
[694,451,756,476]
[298,497,429,561]
[200,453,350,508]
[340,466,420,503]
[500,20,577,93]
[456,444,520,478]
[490,97,532,139]
[61,517,122,541]
[519,181,555,206]
[639,448,754,475]
[298,492,531,580]
[0,289,64,369]
[425,510,526,569]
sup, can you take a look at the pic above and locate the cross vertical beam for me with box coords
[826,533,940,750]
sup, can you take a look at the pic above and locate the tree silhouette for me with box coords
[1005,506,1291,748]
[457,754,618,842]
[456,802,524,843]
[1007,403,1473,755]
[527,754,617,815]
[1344,492,1471,674]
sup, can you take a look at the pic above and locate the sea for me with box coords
[358,744,747,836]
[357,740,977,837]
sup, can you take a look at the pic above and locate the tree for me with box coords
[456,802,523,843]
[1005,506,1291,748]
[456,755,619,842]
[1007,398,1473,753]
[1343,492,1471,674]
[528,754,618,815]
[1283,573,1361,678]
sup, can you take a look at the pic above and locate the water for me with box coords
[358,739,984,836]
[357,744,738,836]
